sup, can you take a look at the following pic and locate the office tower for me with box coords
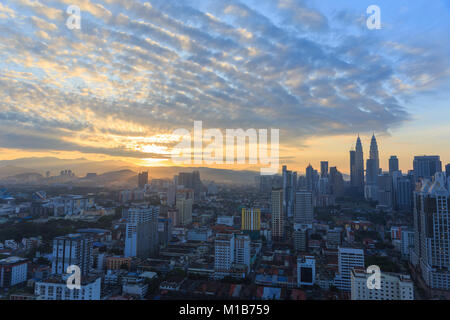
[365,134,380,201]
[0,257,28,288]
[445,163,450,180]
[234,234,251,273]
[271,189,284,242]
[297,256,316,286]
[167,208,180,227]
[350,136,364,194]
[411,172,450,290]
[389,156,399,175]
[413,156,442,183]
[334,247,365,291]
[158,217,172,248]
[329,167,345,197]
[138,171,148,189]
[326,228,342,249]
[176,198,193,225]
[241,208,261,239]
[214,234,235,279]
[320,161,329,178]
[52,234,93,276]
[294,191,313,227]
[282,165,297,218]
[396,176,412,211]
[306,164,314,192]
[177,171,204,200]
[293,224,308,252]
[351,269,414,300]
[377,173,393,208]
[124,206,159,258]
[401,229,414,260]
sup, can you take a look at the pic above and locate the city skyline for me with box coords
[1,1,450,174]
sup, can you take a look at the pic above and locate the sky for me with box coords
[1,0,450,175]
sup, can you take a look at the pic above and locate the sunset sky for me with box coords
[1,0,450,175]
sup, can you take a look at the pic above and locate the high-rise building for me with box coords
[377,173,393,208]
[320,161,329,178]
[395,176,412,211]
[334,247,365,291]
[52,234,93,276]
[365,134,380,201]
[177,171,204,200]
[241,208,261,238]
[124,206,159,258]
[176,198,193,225]
[351,269,414,300]
[389,156,399,175]
[282,166,297,218]
[214,233,235,279]
[413,156,442,183]
[234,234,251,273]
[297,256,316,286]
[350,136,364,194]
[411,172,450,290]
[293,224,308,252]
[329,167,345,197]
[271,189,284,242]
[138,171,148,189]
[294,191,313,227]
[0,257,28,288]
[445,163,450,179]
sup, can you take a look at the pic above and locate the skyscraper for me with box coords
[176,198,193,225]
[294,191,313,227]
[138,171,148,189]
[350,136,364,194]
[241,208,261,238]
[365,134,380,201]
[271,189,284,242]
[445,163,450,178]
[413,156,442,183]
[411,172,450,290]
[320,161,329,178]
[377,173,393,208]
[124,206,159,258]
[282,165,297,218]
[52,234,93,276]
[334,247,365,291]
[389,156,399,175]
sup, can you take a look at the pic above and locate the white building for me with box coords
[48,195,94,216]
[216,216,234,227]
[334,247,365,291]
[35,275,101,300]
[0,256,28,288]
[411,172,450,290]
[234,234,251,273]
[214,234,235,279]
[297,256,315,286]
[351,268,414,300]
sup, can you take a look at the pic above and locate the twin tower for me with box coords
[350,134,380,197]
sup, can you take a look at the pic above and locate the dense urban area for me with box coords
[0,135,449,300]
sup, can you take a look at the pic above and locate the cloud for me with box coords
[0,0,449,161]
